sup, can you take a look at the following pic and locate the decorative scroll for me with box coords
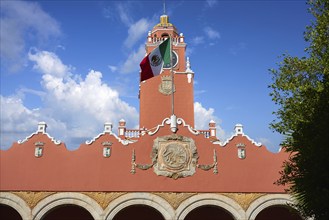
[136,164,154,170]
[176,118,199,135]
[130,149,154,174]
[197,149,218,174]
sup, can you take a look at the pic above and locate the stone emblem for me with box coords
[159,75,175,95]
[152,134,198,179]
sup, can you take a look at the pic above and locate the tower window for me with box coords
[161,33,169,38]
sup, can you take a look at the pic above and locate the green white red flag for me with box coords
[140,38,170,82]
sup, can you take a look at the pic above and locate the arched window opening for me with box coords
[0,204,22,220]
[255,205,303,220]
[184,205,234,220]
[113,204,165,220]
[161,33,169,38]
[41,204,94,220]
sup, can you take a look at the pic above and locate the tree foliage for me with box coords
[269,0,329,219]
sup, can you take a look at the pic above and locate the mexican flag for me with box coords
[140,38,170,82]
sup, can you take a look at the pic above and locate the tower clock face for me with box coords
[163,51,178,68]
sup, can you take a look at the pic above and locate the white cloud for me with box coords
[204,26,220,40]
[124,18,152,48]
[107,44,145,75]
[0,95,40,149]
[103,2,153,74]
[0,0,61,72]
[191,36,205,45]
[28,49,71,78]
[108,65,118,72]
[194,101,227,141]
[117,3,133,26]
[120,44,146,74]
[102,2,134,26]
[0,50,139,150]
[229,42,247,55]
[194,102,217,129]
[206,0,218,8]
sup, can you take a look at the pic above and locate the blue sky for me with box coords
[0,0,312,152]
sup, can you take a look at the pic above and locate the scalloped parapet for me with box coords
[85,122,135,146]
[17,122,61,145]
[214,124,262,147]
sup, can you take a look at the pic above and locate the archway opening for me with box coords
[184,205,234,220]
[255,205,303,220]
[0,204,22,220]
[42,204,94,220]
[113,204,165,220]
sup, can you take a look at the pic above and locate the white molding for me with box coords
[177,118,199,135]
[85,131,134,146]
[145,117,200,136]
[147,117,171,136]
[17,131,61,145]
[213,131,262,147]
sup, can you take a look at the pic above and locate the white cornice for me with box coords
[177,118,199,135]
[145,117,171,136]
[17,131,61,145]
[85,131,134,146]
[213,132,262,147]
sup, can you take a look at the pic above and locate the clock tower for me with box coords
[139,14,195,130]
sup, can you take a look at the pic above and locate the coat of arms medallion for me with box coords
[159,75,175,95]
[151,134,198,179]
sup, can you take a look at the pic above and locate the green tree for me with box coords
[269,0,329,219]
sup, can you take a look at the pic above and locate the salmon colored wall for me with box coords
[139,73,194,130]
[0,124,288,193]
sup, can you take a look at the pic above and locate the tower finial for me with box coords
[163,0,166,14]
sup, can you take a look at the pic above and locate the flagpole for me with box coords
[170,36,174,116]
[170,36,177,133]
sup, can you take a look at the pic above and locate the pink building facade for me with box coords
[0,14,304,220]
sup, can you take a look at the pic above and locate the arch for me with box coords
[246,194,299,220]
[32,192,103,220]
[40,204,94,220]
[104,193,175,220]
[184,205,235,220]
[112,204,165,220]
[0,192,31,220]
[175,193,245,220]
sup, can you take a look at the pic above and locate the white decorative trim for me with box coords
[213,124,262,147]
[175,193,245,220]
[85,131,134,146]
[104,192,175,220]
[177,118,199,135]
[146,117,200,136]
[17,131,61,145]
[0,192,31,220]
[147,117,171,136]
[243,134,262,147]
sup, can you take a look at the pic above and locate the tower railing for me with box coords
[123,128,212,139]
